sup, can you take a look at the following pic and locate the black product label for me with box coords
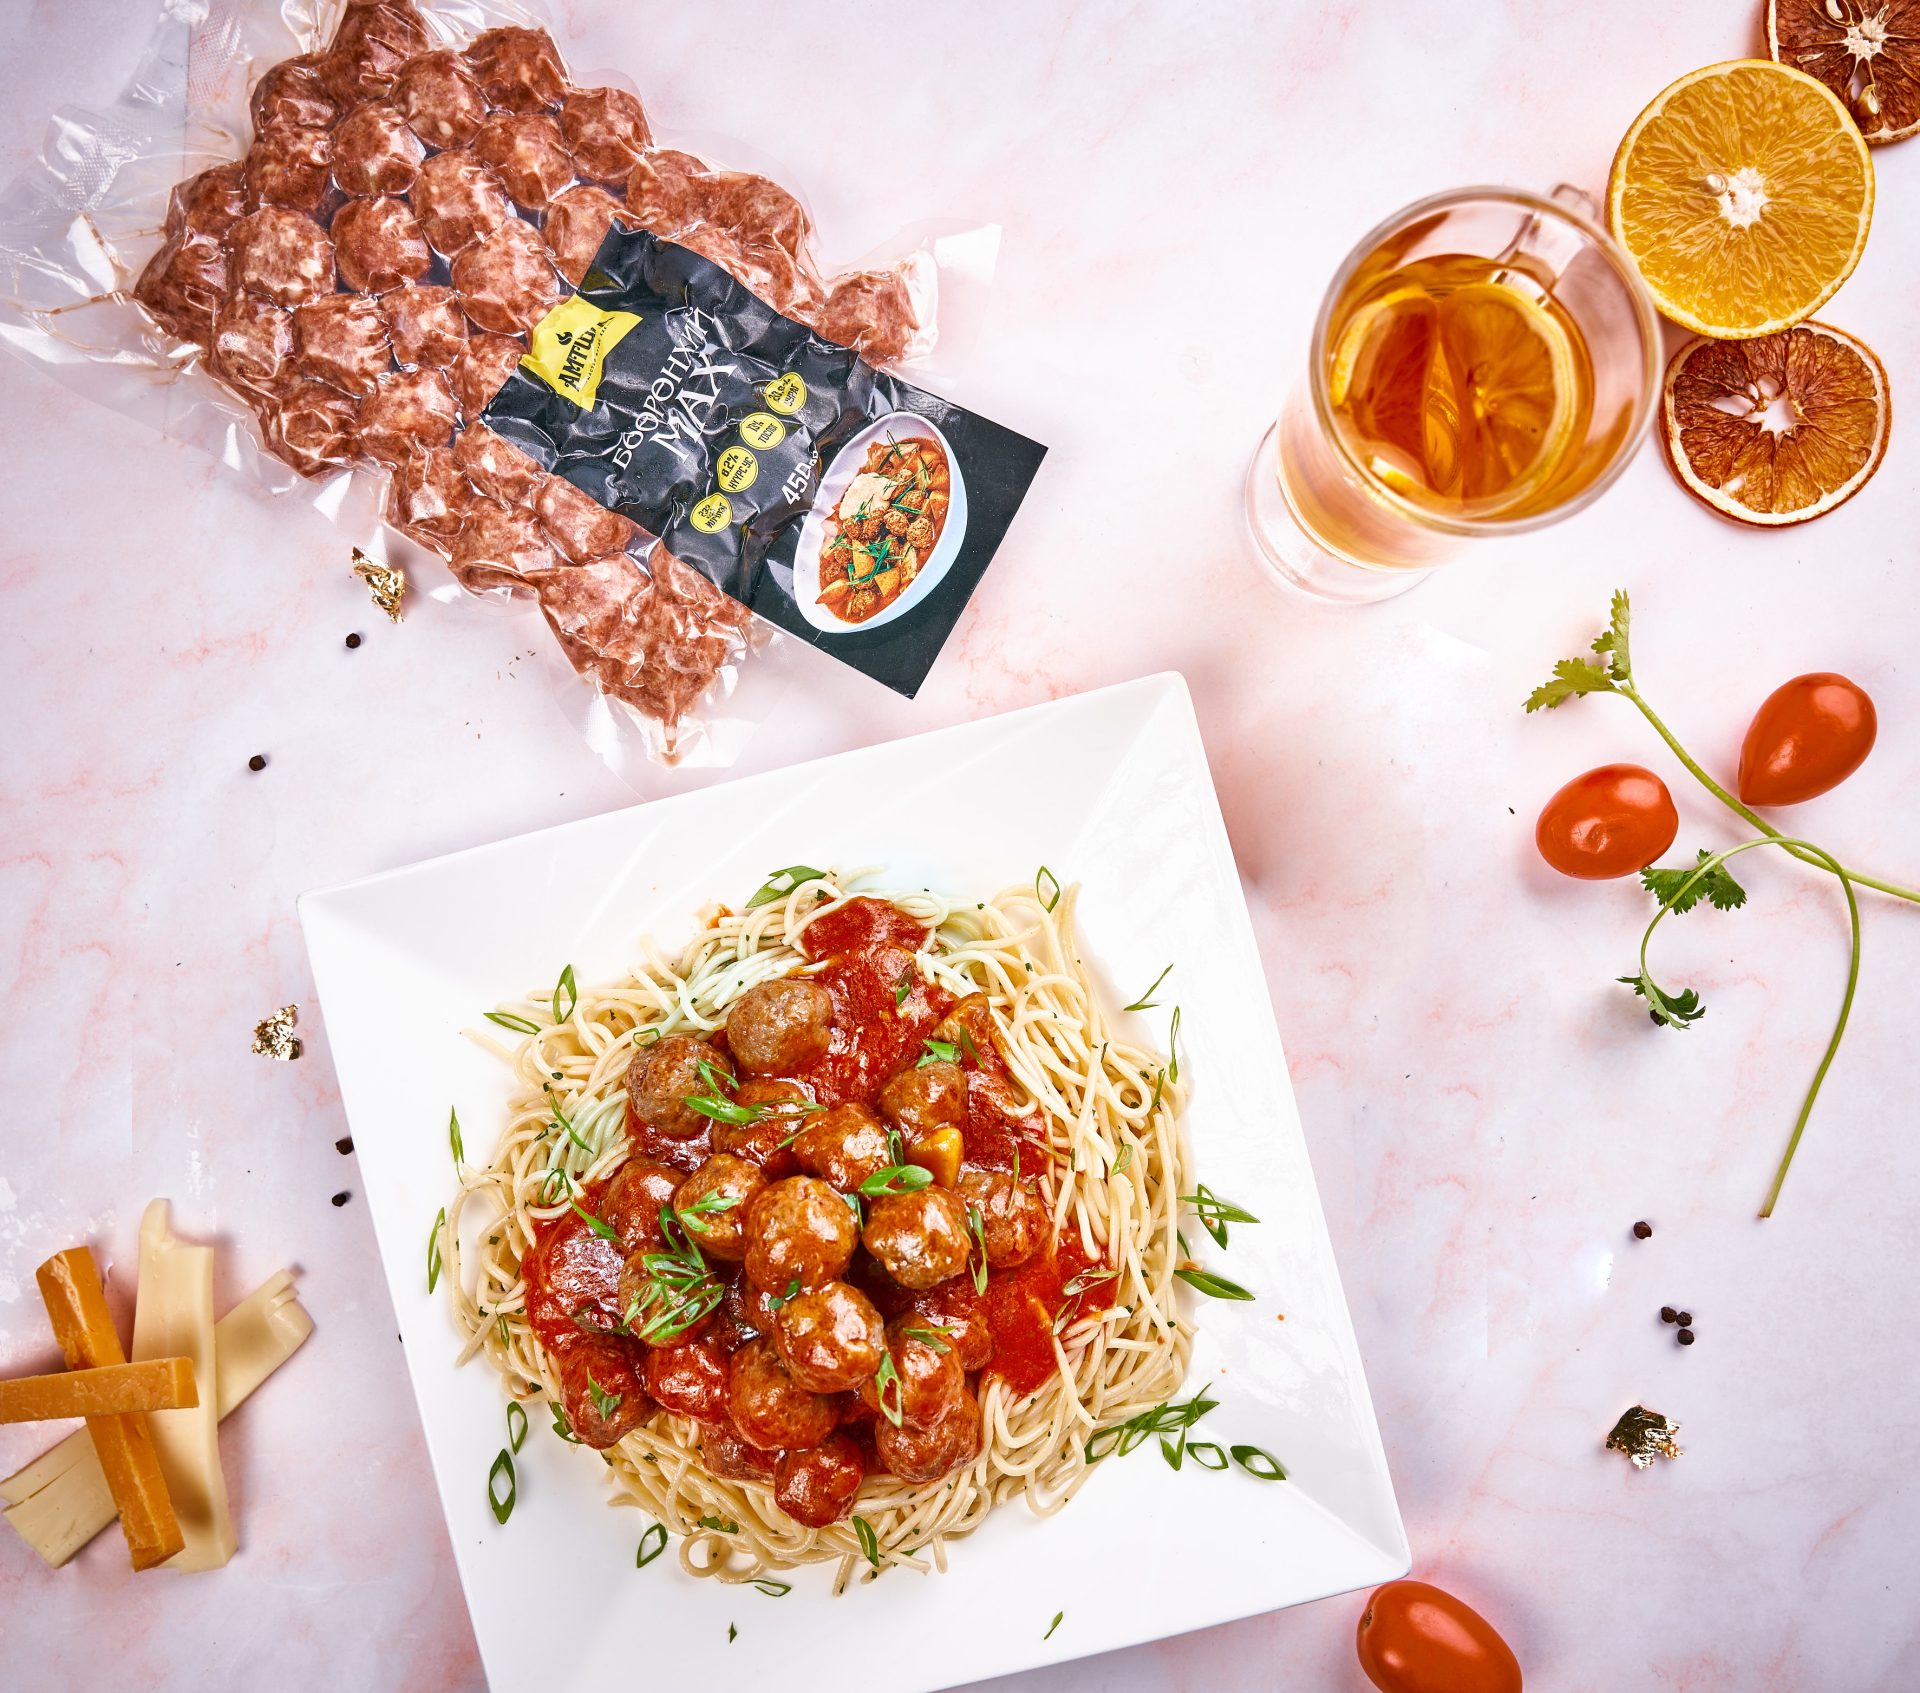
[482,228,1047,698]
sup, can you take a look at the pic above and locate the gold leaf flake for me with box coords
[251,1004,302,1061]
[1605,1404,1682,1468]
[352,549,405,622]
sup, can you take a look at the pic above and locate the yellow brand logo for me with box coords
[521,296,641,411]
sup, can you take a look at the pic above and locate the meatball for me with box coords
[616,1250,717,1349]
[331,101,424,197]
[380,283,467,368]
[600,1156,679,1256]
[447,499,557,592]
[449,331,526,415]
[451,218,560,333]
[878,1060,966,1139]
[358,366,457,465]
[773,1433,864,1529]
[555,1338,652,1449]
[473,112,575,209]
[259,379,358,477]
[905,1279,994,1373]
[386,445,474,549]
[394,50,485,148]
[861,1188,971,1291]
[243,124,333,215]
[744,1177,858,1293]
[332,194,432,293]
[209,295,293,399]
[542,184,625,285]
[412,149,513,255]
[558,86,651,182]
[134,230,227,341]
[250,56,338,134]
[699,1419,775,1482]
[672,1155,765,1263]
[454,420,547,504]
[168,163,247,241]
[624,1033,727,1141]
[773,1280,884,1393]
[642,1338,730,1422]
[292,293,391,397]
[874,1386,980,1483]
[317,0,431,104]
[858,1315,964,1427]
[957,1170,1046,1269]
[790,1102,891,1192]
[535,475,636,563]
[715,1270,781,1350]
[464,25,570,113]
[709,1078,808,1176]
[727,1335,836,1452]
[230,207,334,308]
[726,977,834,1075]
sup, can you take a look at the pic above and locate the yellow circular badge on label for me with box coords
[763,371,808,416]
[715,445,759,493]
[689,493,733,534]
[739,411,788,451]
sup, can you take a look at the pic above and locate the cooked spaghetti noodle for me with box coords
[443,869,1189,1588]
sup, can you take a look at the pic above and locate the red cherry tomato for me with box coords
[1357,1579,1522,1693]
[1737,673,1876,807]
[1534,763,1677,879]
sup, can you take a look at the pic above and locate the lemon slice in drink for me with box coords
[1608,59,1873,338]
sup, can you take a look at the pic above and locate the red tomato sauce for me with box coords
[791,898,953,1105]
[523,1178,625,1356]
[983,1230,1107,1396]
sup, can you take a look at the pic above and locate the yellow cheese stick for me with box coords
[0,1269,311,1568]
[0,1358,198,1423]
[129,1201,235,1571]
[34,1248,184,1571]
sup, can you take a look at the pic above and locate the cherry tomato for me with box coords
[1534,763,1677,879]
[1357,1579,1522,1693]
[1737,673,1876,807]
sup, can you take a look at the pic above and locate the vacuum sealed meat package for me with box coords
[0,0,1016,771]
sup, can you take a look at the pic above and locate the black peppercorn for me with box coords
[247,754,267,771]
[330,1191,351,1207]
[1677,1328,1695,1346]
[1632,1220,1653,1239]
[1660,1306,1677,1324]
[1675,1310,1693,1327]
[335,1136,354,1155]
[345,632,362,649]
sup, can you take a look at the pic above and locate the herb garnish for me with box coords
[485,1010,542,1035]
[569,1200,618,1242]
[1230,1444,1287,1480]
[751,1579,792,1596]
[1125,964,1173,1011]
[698,1513,741,1534]
[551,1401,581,1444]
[767,1277,801,1312]
[966,1204,989,1294]
[1180,1185,1259,1249]
[449,1106,465,1168]
[427,1208,445,1294]
[1086,1390,1218,1461]
[748,865,829,909]
[636,1522,668,1567]
[506,1401,528,1454]
[903,1324,956,1353]
[1044,1611,1064,1641]
[873,1352,905,1427]
[552,963,578,1024]
[487,1449,515,1524]
[1112,1143,1134,1176]
[859,1164,933,1198]
[673,1191,742,1233]
[685,1090,823,1128]
[1641,850,1748,915]
[1175,1266,1255,1301]
[852,1514,881,1568]
[1036,866,1061,912]
[586,1371,622,1422]
[893,963,916,1006]
[917,1038,960,1068]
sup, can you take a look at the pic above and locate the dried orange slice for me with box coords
[1608,60,1874,338]
[1770,0,1920,144]
[1659,321,1890,524]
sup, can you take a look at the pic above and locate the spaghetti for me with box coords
[444,869,1189,1588]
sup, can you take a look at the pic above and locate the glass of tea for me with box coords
[1246,186,1662,603]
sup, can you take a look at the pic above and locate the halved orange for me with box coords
[1659,321,1890,525]
[1770,0,1920,144]
[1608,60,1874,338]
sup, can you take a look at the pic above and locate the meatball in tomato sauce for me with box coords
[877,1059,966,1139]
[625,1033,728,1140]
[555,1338,651,1448]
[859,1314,964,1426]
[727,1335,837,1451]
[875,1385,981,1483]
[956,1168,1046,1268]
[774,1433,865,1528]
[726,977,834,1074]
[862,1186,971,1290]
[710,1077,810,1175]
[672,1154,765,1262]
[599,1156,677,1255]
[790,1101,891,1191]
[744,1176,858,1292]
[642,1338,730,1422]
[773,1279,885,1393]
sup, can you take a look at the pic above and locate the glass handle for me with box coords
[1495,181,1600,294]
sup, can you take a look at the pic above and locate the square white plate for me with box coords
[300,674,1407,1693]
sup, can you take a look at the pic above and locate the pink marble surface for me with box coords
[2,2,1918,1688]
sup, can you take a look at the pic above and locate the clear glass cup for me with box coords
[1245,185,1662,604]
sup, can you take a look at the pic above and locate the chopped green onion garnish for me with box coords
[903,1324,955,1353]
[552,963,578,1025]
[487,1449,515,1524]
[551,1401,581,1444]
[570,1201,617,1242]
[873,1351,905,1427]
[1036,866,1061,912]
[1175,1266,1253,1301]
[917,1038,959,1068]
[586,1372,622,1422]
[852,1515,881,1567]
[636,1522,668,1567]
[506,1400,528,1454]
[747,865,829,909]
[485,1010,541,1035]
[1167,1006,1181,1084]
[1112,1144,1134,1176]
[1231,1444,1287,1480]
[1124,964,1173,1012]
[1044,1611,1064,1641]
[750,1579,792,1596]
[859,1164,933,1198]
[427,1208,445,1293]
[449,1106,465,1167]
[893,964,916,1006]
[698,1513,740,1533]
[1185,1440,1228,1470]
[967,1203,988,1294]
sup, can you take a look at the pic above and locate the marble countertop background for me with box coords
[2,1,1916,1688]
